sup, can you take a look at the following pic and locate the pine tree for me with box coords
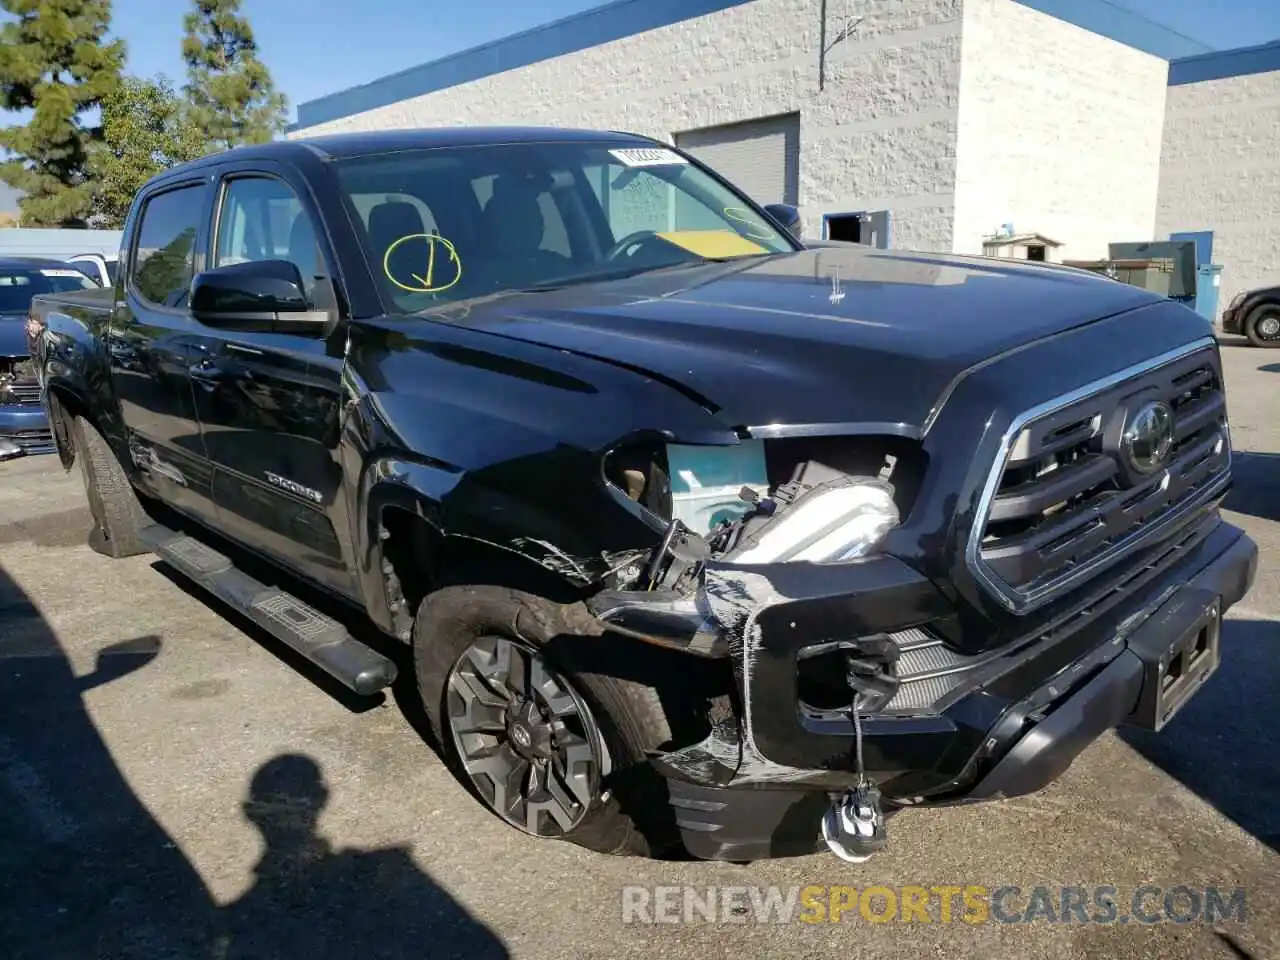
[94,75,205,228]
[0,0,126,227]
[182,0,287,152]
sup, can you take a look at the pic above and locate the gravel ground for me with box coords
[0,338,1276,960]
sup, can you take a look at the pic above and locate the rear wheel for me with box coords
[414,585,680,857]
[72,417,150,558]
[1245,304,1280,348]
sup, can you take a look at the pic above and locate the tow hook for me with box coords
[820,637,899,863]
[822,783,888,863]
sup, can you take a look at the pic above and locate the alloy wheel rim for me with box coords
[1258,314,1280,340]
[446,635,604,837]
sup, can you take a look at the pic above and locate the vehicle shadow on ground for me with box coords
[1222,451,1280,523]
[0,560,508,959]
[1118,619,1280,853]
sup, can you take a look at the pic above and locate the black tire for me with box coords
[72,416,150,558]
[413,584,680,857]
[1245,304,1280,348]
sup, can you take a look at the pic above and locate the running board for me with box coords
[139,524,397,696]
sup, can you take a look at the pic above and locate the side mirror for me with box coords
[763,203,803,239]
[190,259,331,334]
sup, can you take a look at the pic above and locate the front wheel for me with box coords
[1245,304,1280,348]
[413,585,680,857]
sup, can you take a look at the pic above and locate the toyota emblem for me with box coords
[1122,401,1175,475]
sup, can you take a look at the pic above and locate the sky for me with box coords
[108,0,1280,123]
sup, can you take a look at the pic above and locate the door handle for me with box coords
[189,360,229,386]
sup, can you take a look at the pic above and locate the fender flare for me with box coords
[355,455,458,637]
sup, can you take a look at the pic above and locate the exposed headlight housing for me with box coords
[726,478,900,564]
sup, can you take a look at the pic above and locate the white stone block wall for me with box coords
[1156,70,1280,322]
[291,0,966,253]
[952,0,1168,261]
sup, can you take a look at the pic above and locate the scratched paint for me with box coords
[702,565,826,785]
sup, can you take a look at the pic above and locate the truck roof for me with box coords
[153,126,659,182]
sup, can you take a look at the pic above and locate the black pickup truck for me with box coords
[27,127,1257,863]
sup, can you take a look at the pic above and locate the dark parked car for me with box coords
[1220,281,1280,347]
[1,257,102,461]
[27,128,1256,863]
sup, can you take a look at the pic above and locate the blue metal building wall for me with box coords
[294,0,754,130]
[1013,0,1212,59]
[1169,40,1280,85]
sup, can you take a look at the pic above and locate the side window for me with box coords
[132,185,203,308]
[215,177,323,296]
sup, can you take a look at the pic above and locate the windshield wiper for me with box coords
[520,259,707,293]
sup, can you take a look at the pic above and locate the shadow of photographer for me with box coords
[0,560,507,959]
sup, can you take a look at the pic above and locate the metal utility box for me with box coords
[1107,241,1197,301]
[1063,240,1200,306]
[1062,257,1178,296]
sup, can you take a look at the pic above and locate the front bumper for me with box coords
[0,404,54,460]
[1220,304,1242,335]
[659,519,1257,861]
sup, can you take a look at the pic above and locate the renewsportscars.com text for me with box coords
[620,884,1248,926]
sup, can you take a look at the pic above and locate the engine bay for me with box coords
[601,433,926,593]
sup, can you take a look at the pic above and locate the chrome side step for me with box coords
[139,523,397,696]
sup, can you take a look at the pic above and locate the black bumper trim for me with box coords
[964,651,1143,801]
[660,527,1257,859]
[667,779,831,862]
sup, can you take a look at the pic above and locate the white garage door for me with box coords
[675,113,800,206]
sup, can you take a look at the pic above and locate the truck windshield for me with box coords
[334,141,797,314]
[0,266,98,314]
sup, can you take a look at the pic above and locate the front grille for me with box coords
[1,428,55,454]
[0,357,41,406]
[797,628,984,716]
[970,340,1229,613]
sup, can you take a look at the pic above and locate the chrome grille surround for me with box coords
[967,337,1230,615]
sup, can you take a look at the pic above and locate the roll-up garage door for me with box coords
[675,113,800,206]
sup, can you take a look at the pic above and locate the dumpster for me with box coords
[1195,264,1224,322]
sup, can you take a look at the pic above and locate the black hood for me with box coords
[0,313,29,359]
[430,246,1165,431]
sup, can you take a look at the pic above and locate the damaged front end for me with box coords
[589,433,948,752]
[576,377,1253,862]
[588,439,943,860]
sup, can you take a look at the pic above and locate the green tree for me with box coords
[0,0,125,226]
[93,75,204,227]
[182,0,286,151]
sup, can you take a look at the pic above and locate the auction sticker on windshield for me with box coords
[39,269,87,279]
[609,148,688,167]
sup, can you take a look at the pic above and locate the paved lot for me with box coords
[1,339,1277,960]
